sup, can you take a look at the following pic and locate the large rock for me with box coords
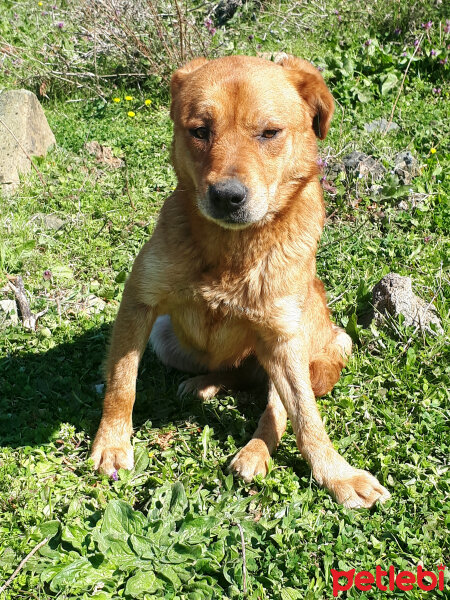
[372,273,443,334]
[0,89,56,194]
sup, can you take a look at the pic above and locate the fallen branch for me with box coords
[234,522,248,596]
[7,275,48,330]
[0,537,50,595]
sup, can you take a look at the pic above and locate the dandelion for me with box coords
[127,111,135,117]
[113,97,121,103]
[38,1,43,5]
[144,99,152,106]
[125,95,133,101]
[422,21,432,30]
[430,148,437,154]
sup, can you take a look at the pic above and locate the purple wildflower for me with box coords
[432,87,442,94]
[430,49,437,56]
[422,21,432,30]
[444,20,450,34]
[414,39,420,47]
[394,28,401,35]
[439,58,448,65]
[402,52,407,56]
[56,21,64,28]
[365,39,372,47]
[43,270,52,281]
[111,469,119,481]
[248,34,254,40]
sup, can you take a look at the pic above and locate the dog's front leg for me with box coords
[256,336,390,508]
[91,285,156,475]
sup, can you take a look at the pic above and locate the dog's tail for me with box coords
[309,327,352,397]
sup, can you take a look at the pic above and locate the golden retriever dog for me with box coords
[92,54,390,508]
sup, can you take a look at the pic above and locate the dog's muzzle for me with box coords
[206,179,251,225]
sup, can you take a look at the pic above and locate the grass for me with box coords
[0,1,449,598]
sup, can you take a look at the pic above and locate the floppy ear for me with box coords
[273,54,334,139]
[170,58,209,119]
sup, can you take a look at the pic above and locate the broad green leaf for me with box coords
[129,533,155,559]
[133,444,150,475]
[101,500,146,536]
[169,481,188,517]
[281,588,304,600]
[125,570,159,597]
[380,72,398,96]
[156,564,182,589]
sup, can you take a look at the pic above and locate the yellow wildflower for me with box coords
[125,95,133,101]
[127,111,135,117]
[145,99,152,106]
[112,97,121,103]
[38,1,43,5]
[430,148,437,154]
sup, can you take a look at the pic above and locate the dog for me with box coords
[91,54,390,508]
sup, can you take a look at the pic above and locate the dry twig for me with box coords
[0,537,50,594]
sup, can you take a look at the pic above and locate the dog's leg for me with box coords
[91,286,156,475]
[256,336,390,508]
[229,380,287,481]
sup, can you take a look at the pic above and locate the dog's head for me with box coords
[170,54,334,229]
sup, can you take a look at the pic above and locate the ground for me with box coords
[0,1,448,598]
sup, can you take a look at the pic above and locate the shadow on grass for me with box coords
[0,324,271,453]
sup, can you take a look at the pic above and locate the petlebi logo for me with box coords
[331,564,446,596]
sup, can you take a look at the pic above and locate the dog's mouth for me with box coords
[197,179,268,229]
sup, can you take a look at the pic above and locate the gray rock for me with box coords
[364,118,399,133]
[393,151,419,184]
[372,273,443,334]
[32,212,66,231]
[342,151,386,181]
[0,298,18,328]
[0,89,56,194]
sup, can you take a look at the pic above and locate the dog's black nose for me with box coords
[208,179,248,213]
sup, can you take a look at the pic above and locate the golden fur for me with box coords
[92,54,390,508]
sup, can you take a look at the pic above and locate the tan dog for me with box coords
[92,54,390,508]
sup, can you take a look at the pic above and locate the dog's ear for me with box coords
[273,53,334,139]
[170,58,209,119]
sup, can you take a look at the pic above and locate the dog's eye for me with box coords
[190,127,209,140]
[261,129,280,139]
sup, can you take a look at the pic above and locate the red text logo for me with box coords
[331,565,446,596]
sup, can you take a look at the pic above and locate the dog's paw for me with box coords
[229,439,270,482]
[91,435,134,476]
[177,375,220,400]
[326,469,391,509]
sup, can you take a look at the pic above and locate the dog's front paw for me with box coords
[229,439,270,482]
[326,468,391,509]
[91,432,134,476]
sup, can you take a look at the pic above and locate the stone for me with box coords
[214,0,242,25]
[0,299,18,328]
[342,151,386,181]
[364,118,399,133]
[393,151,419,184]
[0,89,56,194]
[32,212,66,231]
[85,141,124,168]
[372,273,443,334]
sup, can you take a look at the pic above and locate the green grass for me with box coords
[0,1,449,598]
